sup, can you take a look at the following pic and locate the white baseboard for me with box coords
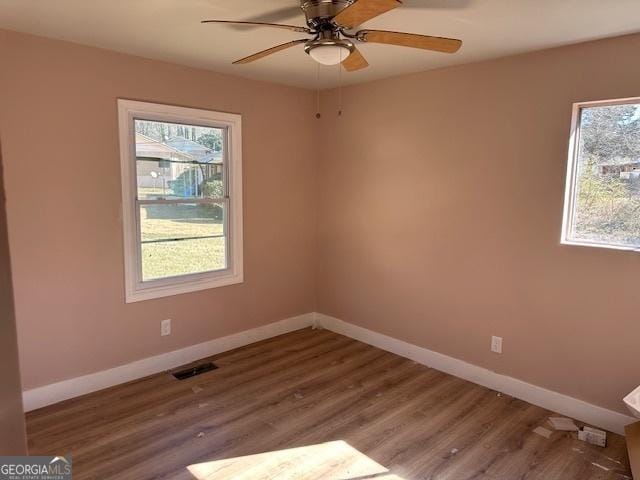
[24,311,635,436]
[314,313,635,435]
[23,313,315,412]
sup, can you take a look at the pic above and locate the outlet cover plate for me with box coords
[161,319,171,336]
[491,336,503,354]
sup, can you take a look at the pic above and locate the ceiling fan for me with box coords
[202,0,463,71]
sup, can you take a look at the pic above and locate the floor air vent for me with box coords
[172,362,218,380]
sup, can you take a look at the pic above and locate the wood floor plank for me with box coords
[27,328,332,435]
[107,348,408,478]
[62,337,391,477]
[27,329,345,443]
[26,328,631,480]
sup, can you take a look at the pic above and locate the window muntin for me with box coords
[118,101,242,302]
[562,98,640,251]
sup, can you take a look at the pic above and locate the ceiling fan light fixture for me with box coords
[308,44,351,65]
[305,39,354,66]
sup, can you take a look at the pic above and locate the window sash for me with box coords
[137,198,227,205]
[132,120,231,284]
[561,96,640,252]
[135,197,229,282]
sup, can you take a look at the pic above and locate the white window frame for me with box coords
[561,96,640,253]
[118,99,243,303]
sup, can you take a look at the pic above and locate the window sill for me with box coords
[125,271,243,303]
[561,238,640,253]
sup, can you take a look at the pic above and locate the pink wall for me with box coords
[2,27,639,416]
[0,29,318,390]
[317,33,640,414]
[0,143,28,454]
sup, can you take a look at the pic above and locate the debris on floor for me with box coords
[443,447,460,460]
[533,426,553,439]
[548,417,579,431]
[603,455,623,465]
[198,403,209,409]
[191,385,204,394]
[496,392,503,397]
[578,426,607,447]
[197,432,205,438]
[294,391,304,400]
[591,462,610,471]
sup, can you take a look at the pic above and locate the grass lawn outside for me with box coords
[139,203,226,281]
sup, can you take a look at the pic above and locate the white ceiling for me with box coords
[1,0,640,89]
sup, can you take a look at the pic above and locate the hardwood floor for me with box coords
[27,328,631,480]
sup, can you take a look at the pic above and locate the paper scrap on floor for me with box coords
[578,426,607,447]
[533,426,553,439]
[548,417,579,431]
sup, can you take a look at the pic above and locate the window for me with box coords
[562,98,640,251]
[118,100,243,302]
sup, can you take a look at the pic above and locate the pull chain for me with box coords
[337,49,343,117]
[315,63,321,119]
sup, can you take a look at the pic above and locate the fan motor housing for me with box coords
[304,37,355,55]
[301,0,355,28]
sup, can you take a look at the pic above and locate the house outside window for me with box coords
[118,100,243,302]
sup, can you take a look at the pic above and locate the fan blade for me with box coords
[233,39,308,64]
[202,20,310,34]
[241,6,303,24]
[342,47,369,71]
[333,0,402,29]
[402,0,471,9]
[358,30,462,53]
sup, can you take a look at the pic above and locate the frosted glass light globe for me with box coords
[308,45,351,65]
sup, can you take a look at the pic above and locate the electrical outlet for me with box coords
[161,319,171,336]
[491,336,503,354]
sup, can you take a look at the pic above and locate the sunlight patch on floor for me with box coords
[187,440,405,480]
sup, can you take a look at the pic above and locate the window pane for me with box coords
[570,103,640,247]
[141,237,226,281]
[140,203,224,242]
[139,202,226,281]
[134,119,224,200]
